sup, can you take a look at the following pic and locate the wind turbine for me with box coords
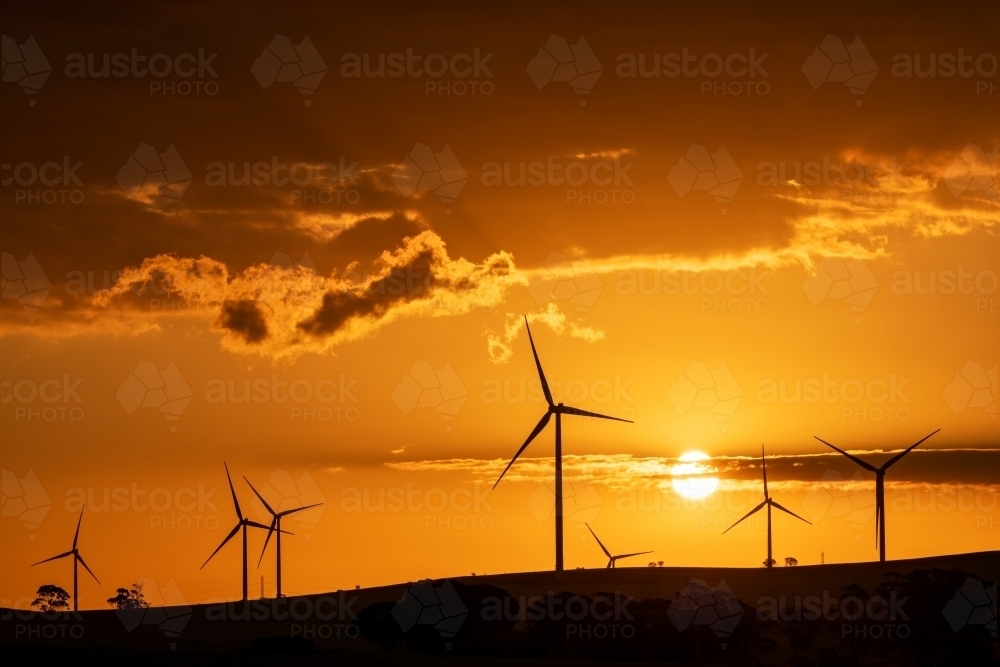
[200,463,275,601]
[723,445,811,568]
[245,477,322,598]
[585,523,652,569]
[494,317,632,571]
[814,429,939,562]
[32,507,99,612]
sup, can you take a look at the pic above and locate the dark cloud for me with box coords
[217,298,269,343]
[297,249,436,336]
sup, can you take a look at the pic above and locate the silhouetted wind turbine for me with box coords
[201,463,274,601]
[494,317,632,571]
[32,507,99,612]
[814,429,939,563]
[245,477,321,598]
[723,445,811,568]
[585,523,652,569]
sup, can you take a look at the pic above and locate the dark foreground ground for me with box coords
[2,551,996,666]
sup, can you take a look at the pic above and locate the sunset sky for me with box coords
[2,3,997,610]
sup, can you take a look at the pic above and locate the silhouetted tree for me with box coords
[763,558,777,568]
[784,557,798,567]
[31,584,70,612]
[107,581,150,609]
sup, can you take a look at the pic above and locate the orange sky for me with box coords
[1,3,997,610]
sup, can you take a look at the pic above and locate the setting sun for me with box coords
[670,451,720,499]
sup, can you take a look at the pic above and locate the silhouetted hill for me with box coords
[2,551,996,666]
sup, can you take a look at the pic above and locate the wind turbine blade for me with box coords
[201,523,241,569]
[72,507,85,549]
[246,520,285,533]
[224,462,243,521]
[814,436,878,472]
[524,317,554,408]
[585,523,612,558]
[278,502,323,518]
[723,500,767,534]
[32,551,74,566]
[882,429,940,470]
[258,519,277,568]
[614,551,653,560]
[761,445,768,500]
[769,499,812,525]
[493,411,551,489]
[244,477,275,516]
[76,553,100,584]
[560,405,633,423]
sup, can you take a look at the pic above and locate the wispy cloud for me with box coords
[387,449,1000,490]
[89,230,525,361]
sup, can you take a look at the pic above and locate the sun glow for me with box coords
[671,450,720,499]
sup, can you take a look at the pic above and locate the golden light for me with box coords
[671,450,720,499]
